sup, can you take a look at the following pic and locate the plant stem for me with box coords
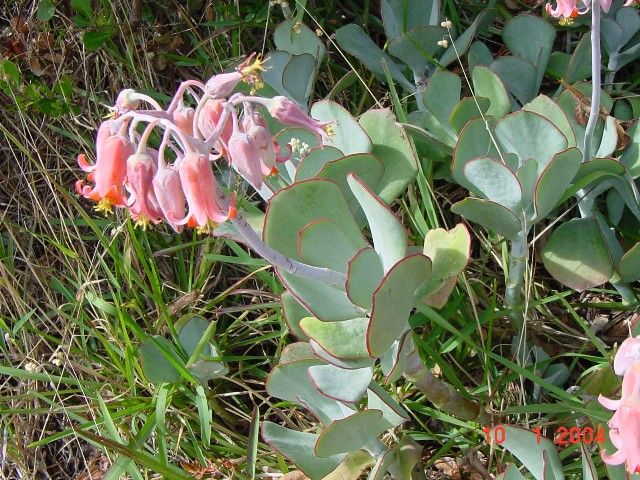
[505,230,527,336]
[583,0,602,161]
[404,350,487,423]
[230,214,346,288]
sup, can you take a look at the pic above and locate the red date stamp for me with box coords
[482,425,605,447]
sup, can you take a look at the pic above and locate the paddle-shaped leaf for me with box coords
[348,173,407,273]
[323,450,375,480]
[300,317,371,361]
[314,410,390,458]
[523,95,576,148]
[452,116,499,188]
[472,66,510,118]
[381,333,414,383]
[367,383,410,428]
[367,254,432,358]
[618,242,640,282]
[422,71,461,132]
[310,100,372,155]
[500,425,565,480]
[308,364,373,403]
[452,198,522,239]
[464,157,523,211]
[295,146,344,181]
[346,247,384,310]
[533,147,582,221]
[282,291,312,340]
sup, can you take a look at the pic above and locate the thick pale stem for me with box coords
[583,0,601,161]
[505,230,527,335]
[230,214,347,288]
[404,350,487,423]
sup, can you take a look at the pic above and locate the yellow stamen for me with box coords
[195,220,218,235]
[134,215,151,230]
[240,56,266,77]
[94,198,114,215]
[323,124,336,136]
[559,16,574,26]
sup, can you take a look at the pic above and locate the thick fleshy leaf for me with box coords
[542,218,614,291]
[139,336,182,384]
[580,443,598,480]
[452,116,499,188]
[314,410,390,458]
[449,96,491,133]
[367,254,432,358]
[468,41,494,69]
[323,450,375,480]
[523,95,576,148]
[347,173,407,272]
[419,224,471,298]
[316,153,385,215]
[300,317,371,361]
[359,109,419,202]
[392,435,424,480]
[451,198,522,239]
[533,147,582,221]
[472,66,510,118]
[621,123,640,178]
[280,342,315,364]
[262,422,344,479]
[274,20,326,60]
[495,111,568,174]
[178,316,228,382]
[282,291,312,340]
[380,333,414,383]
[309,339,375,370]
[282,54,317,105]
[422,71,461,132]
[490,56,537,105]
[278,270,362,321]
[368,449,395,480]
[618,242,640,282]
[266,359,347,424]
[346,247,384,309]
[407,109,457,148]
[464,157,523,211]
[501,425,564,480]
[295,146,344,181]
[381,0,433,38]
[517,158,538,213]
[308,364,373,403]
[298,218,368,273]
[367,383,410,428]
[387,25,447,75]
[334,24,415,92]
[264,179,365,261]
[310,100,372,155]
[595,116,618,158]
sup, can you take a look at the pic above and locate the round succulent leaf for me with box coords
[468,41,494,69]
[274,20,326,60]
[495,111,568,174]
[334,24,415,92]
[295,146,344,181]
[595,116,618,159]
[347,173,407,273]
[282,53,317,105]
[309,339,375,370]
[602,18,623,55]
[407,109,457,148]
[533,147,582,222]
[522,95,577,147]
[464,157,523,211]
[280,342,316,364]
[274,128,321,160]
[178,316,228,382]
[359,109,419,202]
[565,34,592,84]
[322,450,375,480]
[572,157,627,188]
[542,218,614,291]
[517,158,539,214]
[300,317,371,361]
[367,383,410,428]
[381,0,434,38]
[452,116,499,188]
[422,276,457,308]
[266,359,347,424]
[619,124,640,177]
[380,333,414,384]
[369,449,395,480]
[471,66,510,118]
[346,247,384,310]
[367,254,432,358]
[420,224,471,298]
[422,70,461,130]
[264,179,364,261]
[451,198,522,239]
[278,270,363,321]
[316,153,386,215]
[282,291,312,340]
[387,25,448,75]
[310,100,372,155]
[262,422,345,479]
[298,217,368,273]
[262,51,293,99]
[490,56,538,105]
[139,336,182,384]
[500,425,564,480]
[618,242,640,282]
[449,96,491,133]
[314,410,390,458]
[307,364,373,403]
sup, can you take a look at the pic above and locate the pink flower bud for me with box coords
[177,153,236,231]
[153,161,186,233]
[125,152,162,228]
[266,96,333,142]
[173,104,195,137]
[115,89,141,113]
[228,128,264,189]
[76,121,133,213]
[615,337,640,376]
[242,112,278,176]
[205,71,243,99]
[198,100,233,151]
[545,0,580,23]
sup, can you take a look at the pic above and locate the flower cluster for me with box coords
[546,0,635,25]
[75,55,333,233]
[599,336,640,473]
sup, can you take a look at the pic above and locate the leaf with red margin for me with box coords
[346,247,384,309]
[314,410,390,458]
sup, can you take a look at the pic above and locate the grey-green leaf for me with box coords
[451,198,522,239]
[314,410,390,458]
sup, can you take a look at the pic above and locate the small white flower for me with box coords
[24,362,38,373]
[437,39,449,48]
[315,28,323,37]
[441,20,453,29]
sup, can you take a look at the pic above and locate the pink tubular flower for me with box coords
[545,0,582,24]
[173,103,195,137]
[599,360,640,473]
[152,160,186,233]
[206,71,243,99]
[76,121,133,213]
[177,152,236,232]
[265,96,334,142]
[198,99,233,151]
[125,152,162,228]
[227,128,264,189]
[242,112,278,177]
[614,337,640,376]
